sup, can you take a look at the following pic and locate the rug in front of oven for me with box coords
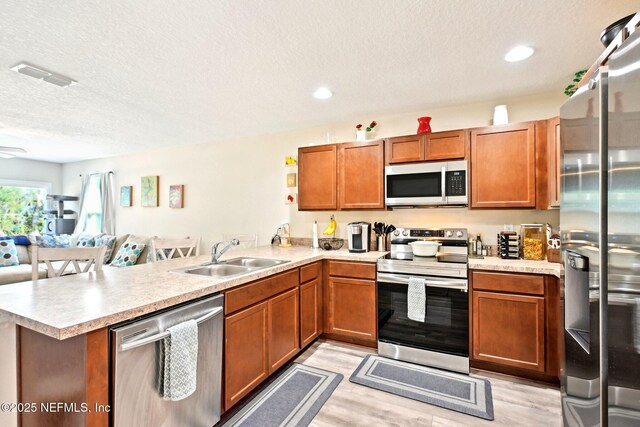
[349,355,494,420]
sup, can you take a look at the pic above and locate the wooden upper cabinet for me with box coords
[425,130,466,161]
[298,145,338,210]
[386,135,425,164]
[471,122,536,208]
[547,117,560,208]
[339,140,385,209]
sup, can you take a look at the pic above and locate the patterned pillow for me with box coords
[110,242,146,267]
[76,236,96,247]
[35,234,71,248]
[0,235,31,246]
[0,240,19,267]
[95,235,117,263]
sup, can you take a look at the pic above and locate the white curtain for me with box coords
[74,175,91,234]
[74,172,116,235]
[100,173,115,235]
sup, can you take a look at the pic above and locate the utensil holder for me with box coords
[377,236,387,251]
[547,248,561,264]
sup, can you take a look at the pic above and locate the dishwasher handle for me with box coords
[120,306,223,352]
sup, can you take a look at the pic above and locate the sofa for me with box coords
[0,233,157,286]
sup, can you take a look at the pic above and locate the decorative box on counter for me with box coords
[498,232,520,259]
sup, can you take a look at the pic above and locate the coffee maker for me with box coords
[347,222,371,253]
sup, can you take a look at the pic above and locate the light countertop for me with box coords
[469,256,563,278]
[0,246,387,340]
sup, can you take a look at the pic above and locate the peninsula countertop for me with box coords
[0,246,387,340]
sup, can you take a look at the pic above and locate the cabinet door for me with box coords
[547,117,560,208]
[339,140,385,209]
[386,135,425,164]
[472,291,545,372]
[268,288,300,372]
[298,145,337,210]
[326,277,376,342]
[300,278,321,347]
[425,130,466,160]
[471,122,536,208]
[225,301,269,409]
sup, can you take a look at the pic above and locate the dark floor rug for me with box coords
[222,363,343,427]
[349,354,494,421]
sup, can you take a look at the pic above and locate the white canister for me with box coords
[493,105,509,125]
[356,129,366,141]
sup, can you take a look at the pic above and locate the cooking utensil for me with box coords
[408,241,440,257]
[385,224,396,236]
[374,222,385,237]
[547,238,561,249]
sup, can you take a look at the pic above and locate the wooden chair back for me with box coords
[150,237,201,262]
[32,246,107,281]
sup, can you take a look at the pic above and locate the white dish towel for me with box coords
[407,277,426,322]
[159,319,199,401]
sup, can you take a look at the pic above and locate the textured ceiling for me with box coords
[0,0,638,163]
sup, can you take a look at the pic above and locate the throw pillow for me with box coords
[76,236,96,247]
[0,235,31,246]
[35,234,71,248]
[95,235,117,263]
[0,240,19,267]
[124,234,155,264]
[110,242,146,267]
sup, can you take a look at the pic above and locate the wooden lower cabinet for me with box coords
[470,271,561,381]
[224,301,269,409]
[300,278,321,347]
[472,291,545,372]
[326,276,376,343]
[268,288,300,372]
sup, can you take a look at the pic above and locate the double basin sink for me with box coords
[173,257,290,278]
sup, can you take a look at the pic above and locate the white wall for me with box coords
[62,91,566,250]
[0,158,63,193]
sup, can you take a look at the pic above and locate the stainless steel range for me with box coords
[377,227,469,374]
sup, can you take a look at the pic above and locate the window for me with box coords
[79,175,102,234]
[0,179,50,235]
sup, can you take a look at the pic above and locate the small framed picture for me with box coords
[286,173,297,188]
[285,155,297,166]
[285,193,297,204]
[169,185,184,209]
[120,186,132,207]
[141,176,159,207]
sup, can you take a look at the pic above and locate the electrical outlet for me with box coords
[504,224,514,232]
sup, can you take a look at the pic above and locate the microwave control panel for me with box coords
[446,171,466,196]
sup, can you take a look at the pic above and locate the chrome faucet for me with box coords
[211,239,240,263]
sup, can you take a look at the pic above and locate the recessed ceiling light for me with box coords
[10,62,77,87]
[313,87,333,100]
[504,46,534,62]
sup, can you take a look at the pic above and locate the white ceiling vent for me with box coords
[10,63,77,87]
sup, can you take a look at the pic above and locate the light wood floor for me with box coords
[294,339,562,427]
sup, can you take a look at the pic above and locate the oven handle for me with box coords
[377,272,468,291]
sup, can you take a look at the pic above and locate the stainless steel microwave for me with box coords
[385,160,468,207]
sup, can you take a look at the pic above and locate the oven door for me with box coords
[377,272,469,357]
[385,163,446,206]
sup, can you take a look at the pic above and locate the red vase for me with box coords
[417,116,432,134]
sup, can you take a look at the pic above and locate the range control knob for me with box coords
[402,230,409,236]
[445,230,453,238]
[456,231,464,238]
[394,230,400,236]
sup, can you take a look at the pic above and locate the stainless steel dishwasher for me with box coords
[110,294,224,427]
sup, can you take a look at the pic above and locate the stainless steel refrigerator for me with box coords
[560,25,640,426]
